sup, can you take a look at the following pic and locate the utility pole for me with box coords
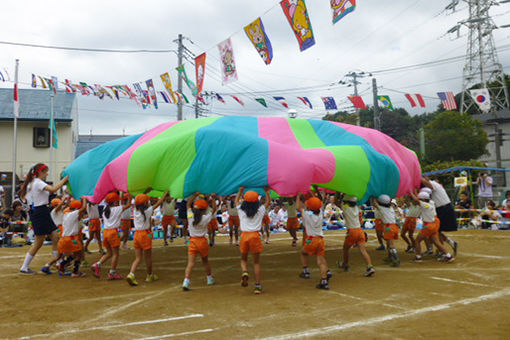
[194,97,199,119]
[372,78,380,131]
[343,71,371,126]
[49,92,54,184]
[176,34,184,121]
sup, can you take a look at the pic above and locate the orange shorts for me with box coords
[262,215,270,226]
[286,217,300,229]
[208,218,218,231]
[161,215,176,227]
[120,219,132,231]
[384,224,399,240]
[375,218,384,232]
[57,225,63,237]
[229,215,240,228]
[188,236,209,257]
[103,228,121,248]
[134,230,152,250]
[303,236,325,256]
[302,229,307,245]
[89,218,101,232]
[344,228,367,247]
[58,235,83,254]
[240,231,263,254]
[420,217,440,237]
[403,217,417,232]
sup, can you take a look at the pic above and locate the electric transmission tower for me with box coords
[446,0,509,115]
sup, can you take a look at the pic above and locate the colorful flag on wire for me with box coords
[51,76,59,90]
[64,79,75,93]
[46,78,57,94]
[470,88,491,113]
[273,96,289,108]
[0,72,5,82]
[216,93,226,103]
[280,0,315,52]
[255,98,268,107]
[107,86,120,100]
[231,95,245,106]
[159,91,171,103]
[437,92,457,111]
[146,79,158,109]
[405,93,426,108]
[218,38,238,84]
[195,53,206,96]
[321,97,338,110]
[31,74,37,88]
[176,65,198,95]
[348,96,366,109]
[48,119,58,149]
[38,76,47,88]
[297,96,313,109]
[160,72,177,103]
[331,0,356,24]
[175,92,189,104]
[244,17,273,65]
[377,95,394,110]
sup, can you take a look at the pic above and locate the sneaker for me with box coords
[19,268,36,274]
[58,270,72,276]
[436,253,446,261]
[241,272,249,287]
[182,278,190,291]
[405,246,412,253]
[408,247,416,254]
[265,239,270,244]
[254,285,262,295]
[164,241,169,246]
[316,282,330,290]
[337,261,349,272]
[126,273,138,286]
[107,272,123,280]
[424,248,434,256]
[326,270,332,280]
[235,240,239,246]
[364,266,375,277]
[229,238,233,245]
[452,241,458,256]
[299,272,310,279]
[146,274,159,282]
[91,263,101,278]
[207,276,215,285]
[71,272,86,278]
[41,266,52,275]
[292,239,297,247]
[376,244,386,251]
[411,256,423,263]
[443,255,455,263]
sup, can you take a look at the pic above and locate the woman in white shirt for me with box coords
[19,163,69,274]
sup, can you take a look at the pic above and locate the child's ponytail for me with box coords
[19,163,46,199]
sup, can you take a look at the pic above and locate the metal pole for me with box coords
[419,126,426,159]
[194,97,199,119]
[372,78,380,130]
[177,34,184,121]
[11,59,19,203]
[50,93,54,184]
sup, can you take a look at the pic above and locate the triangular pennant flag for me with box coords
[255,98,267,107]
[377,95,394,110]
[216,93,226,103]
[31,74,37,88]
[158,91,171,103]
[38,76,47,89]
[405,93,426,108]
[0,72,5,82]
[321,97,338,110]
[470,88,491,113]
[244,17,273,65]
[348,96,366,109]
[231,95,245,106]
[280,0,315,52]
[297,96,313,109]
[273,96,289,108]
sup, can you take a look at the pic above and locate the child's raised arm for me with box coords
[295,193,303,213]
[187,192,200,210]
[209,193,218,213]
[235,187,245,207]
[122,193,132,211]
[152,190,169,210]
[78,197,88,219]
[263,186,271,209]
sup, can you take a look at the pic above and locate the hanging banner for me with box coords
[470,88,491,113]
[331,0,356,24]
[31,74,37,88]
[160,72,178,103]
[146,79,158,109]
[244,17,273,65]
[195,53,206,96]
[176,65,197,95]
[218,38,238,84]
[38,76,47,89]
[255,98,267,107]
[280,0,315,52]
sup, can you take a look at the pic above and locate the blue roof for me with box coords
[0,88,75,122]
[76,135,124,158]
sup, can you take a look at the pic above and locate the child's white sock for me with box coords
[52,250,58,258]
[21,253,34,271]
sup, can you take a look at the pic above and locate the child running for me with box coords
[50,198,65,237]
[182,192,217,291]
[91,192,131,280]
[261,197,271,244]
[296,192,332,289]
[207,202,219,247]
[236,186,271,294]
[120,193,132,250]
[401,197,420,253]
[409,190,455,263]
[126,191,167,286]
[161,194,176,246]
[283,197,299,247]
[227,196,240,245]
[372,198,386,251]
[373,195,400,267]
[336,194,375,277]
[84,201,104,254]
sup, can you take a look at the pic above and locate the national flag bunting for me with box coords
[31,74,37,88]
[273,96,289,108]
[377,95,394,110]
[38,76,47,89]
[215,93,226,103]
[321,97,338,110]
[348,96,366,109]
[231,95,245,106]
[470,88,491,113]
[437,92,457,111]
[405,93,426,108]
[297,96,313,109]
[158,91,171,103]
[255,98,267,107]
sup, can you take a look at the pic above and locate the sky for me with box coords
[1,0,509,135]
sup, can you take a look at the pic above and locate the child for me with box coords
[401,196,420,253]
[227,197,240,245]
[235,186,271,294]
[59,199,88,277]
[84,201,104,254]
[120,193,132,249]
[91,192,131,280]
[261,197,271,244]
[126,191,167,286]
[161,194,177,246]
[1,209,13,246]
[207,203,219,247]
[336,194,375,277]
[50,198,65,237]
[373,195,400,267]
[283,198,300,247]
[182,192,218,291]
[372,198,386,250]
[409,190,454,263]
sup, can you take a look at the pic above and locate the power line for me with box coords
[0,40,177,53]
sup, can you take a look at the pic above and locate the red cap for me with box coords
[244,191,259,202]
[105,192,120,203]
[305,197,322,211]
[193,199,208,210]
[135,194,150,205]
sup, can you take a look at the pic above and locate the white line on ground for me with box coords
[325,291,408,310]
[18,314,204,339]
[258,288,510,340]
[458,252,510,259]
[137,328,218,340]
[429,276,497,288]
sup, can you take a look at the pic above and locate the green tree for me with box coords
[424,111,488,162]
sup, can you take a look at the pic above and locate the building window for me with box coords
[33,127,50,148]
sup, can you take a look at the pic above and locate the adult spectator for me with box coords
[501,191,510,206]
[479,200,501,230]
[476,172,493,209]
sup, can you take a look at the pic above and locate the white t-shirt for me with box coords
[221,211,229,224]
[374,205,382,219]
[238,205,266,232]
[50,208,64,226]
[343,204,360,229]
[406,204,421,218]
[121,207,132,220]
[62,210,80,237]
[419,200,437,223]
[478,176,493,197]
[87,204,100,219]
[103,206,123,229]
[228,204,238,216]
[378,205,396,224]
[269,209,286,225]
[187,208,213,237]
[283,201,298,218]
[301,209,324,237]
[27,178,49,207]
[162,200,176,216]
[430,180,451,207]
[134,206,153,231]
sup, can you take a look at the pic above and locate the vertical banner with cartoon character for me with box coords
[244,17,273,65]
[331,0,356,24]
[217,38,238,84]
[195,53,206,96]
[160,72,177,103]
[145,79,158,109]
[280,0,315,52]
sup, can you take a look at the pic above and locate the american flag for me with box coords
[437,92,457,110]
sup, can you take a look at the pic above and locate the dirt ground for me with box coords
[1,229,509,339]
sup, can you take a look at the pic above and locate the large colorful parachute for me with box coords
[63,117,421,203]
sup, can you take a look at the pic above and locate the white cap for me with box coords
[378,194,391,204]
[418,191,430,200]
[344,195,357,203]
[391,199,398,205]
[420,187,432,195]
